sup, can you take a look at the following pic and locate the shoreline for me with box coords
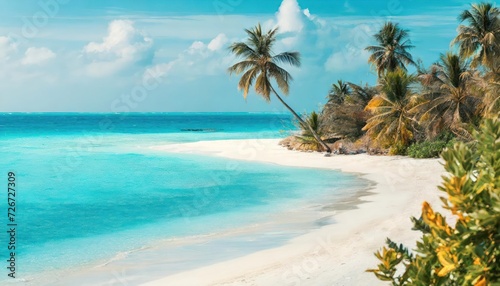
[48,193,362,286]
[45,147,371,286]
[140,138,446,285]
[26,138,446,286]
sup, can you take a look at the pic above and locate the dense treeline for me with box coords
[364,4,499,285]
[309,2,499,157]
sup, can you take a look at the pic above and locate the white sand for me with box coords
[143,139,446,286]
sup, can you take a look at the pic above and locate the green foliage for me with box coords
[295,111,324,151]
[227,23,300,101]
[321,82,375,140]
[365,21,416,76]
[452,2,500,70]
[327,80,351,104]
[303,111,320,136]
[389,142,409,155]
[363,69,418,148]
[406,139,455,158]
[413,52,481,140]
[319,4,499,154]
[228,23,331,153]
[368,115,500,285]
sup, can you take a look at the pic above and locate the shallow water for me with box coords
[0,113,368,284]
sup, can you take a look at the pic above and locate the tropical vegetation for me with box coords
[227,7,499,283]
[363,69,418,153]
[313,2,499,158]
[413,52,480,141]
[228,2,498,159]
[294,111,326,151]
[367,115,500,285]
[452,2,500,70]
[321,81,374,140]
[227,24,331,153]
[223,2,500,285]
[365,22,416,76]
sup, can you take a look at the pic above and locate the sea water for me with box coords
[0,113,367,284]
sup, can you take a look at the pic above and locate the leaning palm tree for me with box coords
[413,52,481,140]
[452,2,500,70]
[365,22,416,77]
[228,23,331,153]
[363,69,418,150]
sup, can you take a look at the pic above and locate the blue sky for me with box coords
[0,0,475,112]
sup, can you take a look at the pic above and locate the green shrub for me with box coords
[389,142,409,155]
[406,140,453,158]
[367,116,500,285]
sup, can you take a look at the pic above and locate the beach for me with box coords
[1,0,495,283]
[142,138,446,286]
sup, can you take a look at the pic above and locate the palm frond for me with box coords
[255,72,271,101]
[452,3,500,70]
[228,60,257,75]
[267,62,292,95]
[366,22,416,76]
[272,52,301,67]
[238,67,259,99]
[229,42,258,60]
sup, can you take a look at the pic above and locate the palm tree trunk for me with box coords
[270,86,332,154]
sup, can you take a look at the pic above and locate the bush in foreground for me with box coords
[367,115,500,285]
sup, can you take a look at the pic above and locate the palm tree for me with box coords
[327,80,351,104]
[363,69,418,148]
[365,22,416,77]
[346,82,376,107]
[478,70,500,115]
[228,24,331,153]
[303,111,321,137]
[322,82,375,139]
[296,111,324,151]
[452,2,500,70]
[413,52,481,139]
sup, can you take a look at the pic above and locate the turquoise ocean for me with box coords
[0,113,368,285]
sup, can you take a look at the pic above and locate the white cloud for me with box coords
[323,23,374,72]
[207,33,228,51]
[84,20,151,58]
[303,8,311,18]
[325,47,370,72]
[22,47,56,65]
[302,8,326,27]
[267,0,308,48]
[0,36,18,61]
[276,0,304,33]
[83,20,153,76]
[145,33,233,82]
[143,62,174,83]
[187,41,206,54]
[0,40,59,83]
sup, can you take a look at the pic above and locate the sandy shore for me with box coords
[140,138,446,286]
